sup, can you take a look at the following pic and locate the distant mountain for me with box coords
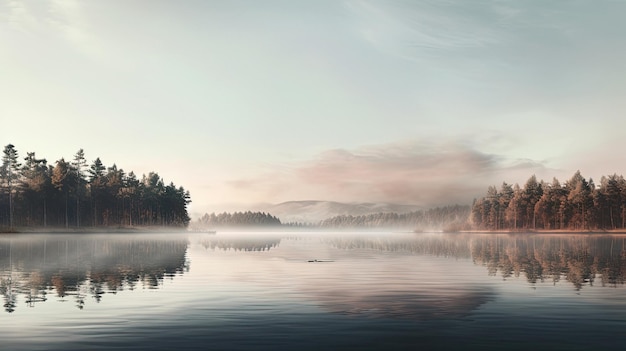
[259,201,423,224]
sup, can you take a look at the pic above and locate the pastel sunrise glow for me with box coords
[2,1,625,217]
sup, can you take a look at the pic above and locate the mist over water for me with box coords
[1,232,625,350]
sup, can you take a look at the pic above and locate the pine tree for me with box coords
[1,144,22,229]
[88,158,106,226]
[72,149,87,227]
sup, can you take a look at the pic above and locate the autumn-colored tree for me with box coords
[21,152,49,226]
[566,171,593,230]
[52,158,77,228]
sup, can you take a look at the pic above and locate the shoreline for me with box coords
[4,226,626,235]
[456,229,626,235]
[0,226,189,234]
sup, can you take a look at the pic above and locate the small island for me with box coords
[1,144,190,232]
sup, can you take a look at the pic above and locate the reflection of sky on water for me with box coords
[2,232,626,350]
[189,235,495,320]
[2,233,626,315]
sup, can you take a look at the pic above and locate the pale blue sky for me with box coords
[2,0,625,217]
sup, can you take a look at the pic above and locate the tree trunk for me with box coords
[65,194,69,228]
[93,200,98,227]
[582,202,585,230]
[8,185,13,229]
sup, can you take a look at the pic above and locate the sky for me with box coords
[2,0,626,218]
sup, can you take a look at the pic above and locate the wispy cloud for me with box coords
[1,0,101,61]
[1,0,45,33]
[344,0,503,61]
[344,0,626,115]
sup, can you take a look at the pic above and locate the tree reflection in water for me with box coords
[2,232,625,314]
[325,234,471,258]
[199,236,281,252]
[326,233,626,290]
[470,234,626,290]
[0,235,189,313]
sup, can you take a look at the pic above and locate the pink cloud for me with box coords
[225,140,562,206]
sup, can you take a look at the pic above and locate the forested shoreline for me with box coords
[471,171,626,231]
[1,144,190,230]
[317,205,470,230]
[6,141,626,234]
[194,205,469,231]
[197,211,282,227]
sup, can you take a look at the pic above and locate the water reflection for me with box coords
[0,234,188,313]
[325,234,471,258]
[1,232,626,350]
[199,236,281,251]
[325,233,626,290]
[2,232,625,317]
[470,234,626,289]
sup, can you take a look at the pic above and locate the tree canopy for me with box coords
[472,171,626,231]
[0,144,191,229]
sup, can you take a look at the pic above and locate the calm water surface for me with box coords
[1,231,625,350]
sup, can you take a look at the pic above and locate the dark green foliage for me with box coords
[1,144,21,228]
[472,171,626,231]
[0,144,190,229]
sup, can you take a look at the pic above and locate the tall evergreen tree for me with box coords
[72,149,87,227]
[88,158,106,226]
[1,144,21,229]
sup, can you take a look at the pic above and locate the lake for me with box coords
[1,231,625,350]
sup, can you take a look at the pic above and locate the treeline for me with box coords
[197,211,282,227]
[471,171,626,230]
[318,205,470,230]
[0,144,191,229]
[195,206,470,230]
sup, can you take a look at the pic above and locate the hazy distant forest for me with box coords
[317,205,469,230]
[471,171,626,231]
[198,170,626,232]
[196,205,470,230]
[0,144,190,229]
